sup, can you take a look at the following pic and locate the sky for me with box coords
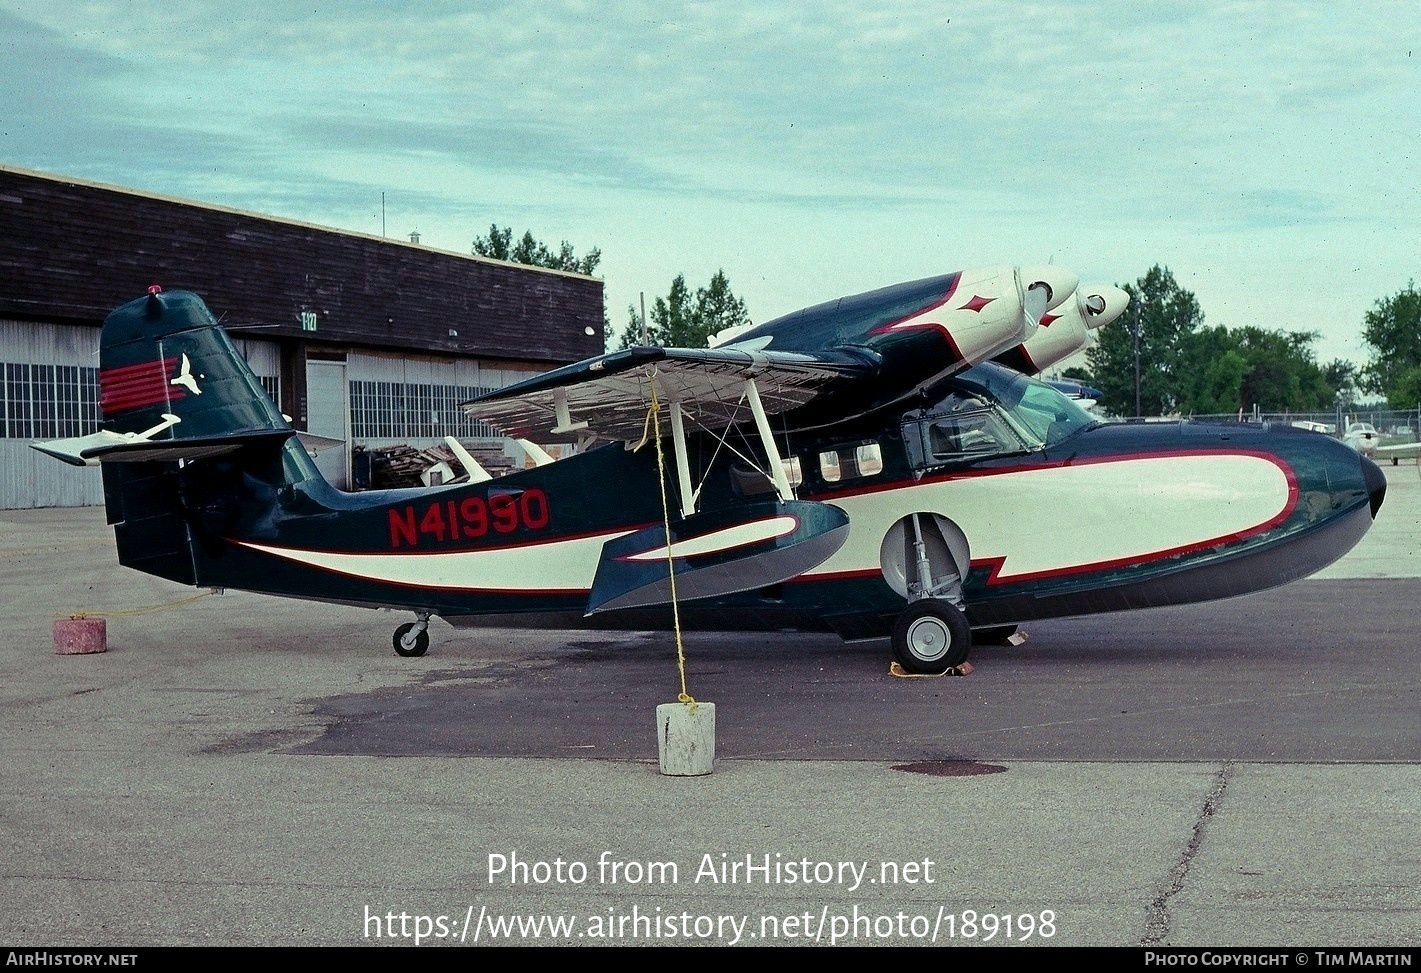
[2,1,1418,368]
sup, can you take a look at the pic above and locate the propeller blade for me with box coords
[1018,265,1079,325]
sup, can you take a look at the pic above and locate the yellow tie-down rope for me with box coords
[55,590,215,620]
[633,373,696,712]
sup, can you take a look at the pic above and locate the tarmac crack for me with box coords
[1141,760,1233,947]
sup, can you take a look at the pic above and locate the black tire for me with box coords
[891,600,971,674]
[393,622,430,658]
[972,624,1019,646]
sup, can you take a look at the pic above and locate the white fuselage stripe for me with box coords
[806,452,1293,582]
[234,531,631,591]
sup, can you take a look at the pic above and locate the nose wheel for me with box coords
[393,613,431,657]
[892,599,971,674]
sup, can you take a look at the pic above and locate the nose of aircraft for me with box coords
[1361,454,1387,518]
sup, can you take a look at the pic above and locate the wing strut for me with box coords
[551,388,588,435]
[669,400,696,519]
[745,378,794,502]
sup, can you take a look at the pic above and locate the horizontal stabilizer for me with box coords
[32,427,294,467]
[294,431,346,456]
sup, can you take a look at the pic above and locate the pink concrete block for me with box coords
[53,617,107,655]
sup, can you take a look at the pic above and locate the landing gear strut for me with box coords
[393,613,431,657]
[889,513,971,674]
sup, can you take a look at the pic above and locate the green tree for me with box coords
[615,270,751,349]
[1189,344,1251,414]
[1085,265,1204,416]
[1388,365,1421,412]
[1083,266,1340,416]
[1361,281,1421,407]
[1176,323,1337,415]
[1324,359,1360,409]
[472,224,602,276]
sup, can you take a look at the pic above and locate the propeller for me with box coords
[1018,265,1079,327]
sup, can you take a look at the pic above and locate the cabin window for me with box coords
[902,402,1029,471]
[855,443,883,476]
[818,441,883,483]
[901,363,1101,472]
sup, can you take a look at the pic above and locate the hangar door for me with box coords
[306,359,349,489]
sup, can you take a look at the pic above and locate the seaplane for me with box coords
[33,266,1387,674]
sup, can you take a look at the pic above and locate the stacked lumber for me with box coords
[364,441,517,489]
[366,445,424,488]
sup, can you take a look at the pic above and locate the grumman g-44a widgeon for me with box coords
[33,266,1386,674]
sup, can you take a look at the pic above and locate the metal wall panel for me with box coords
[0,318,104,508]
[0,442,103,508]
[346,349,484,386]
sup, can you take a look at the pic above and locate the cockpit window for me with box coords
[902,363,1099,470]
[950,364,1099,448]
[924,408,1019,460]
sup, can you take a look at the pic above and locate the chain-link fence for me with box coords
[1178,406,1421,440]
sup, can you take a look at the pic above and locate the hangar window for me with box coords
[1,362,100,439]
[349,379,503,440]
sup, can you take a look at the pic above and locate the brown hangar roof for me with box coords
[0,165,606,365]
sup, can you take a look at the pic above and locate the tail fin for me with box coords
[35,288,321,585]
[99,287,290,442]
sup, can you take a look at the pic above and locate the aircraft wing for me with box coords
[462,345,874,440]
[1375,441,1421,461]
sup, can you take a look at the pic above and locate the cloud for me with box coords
[3,1,1419,363]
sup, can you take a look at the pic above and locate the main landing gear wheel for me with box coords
[892,600,971,674]
[393,621,430,658]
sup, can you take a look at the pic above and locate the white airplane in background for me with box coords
[1343,422,1381,457]
[1343,421,1421,466]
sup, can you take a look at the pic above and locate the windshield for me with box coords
[949,363,1099,449]
[902,364,1099,469]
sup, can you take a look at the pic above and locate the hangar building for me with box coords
[0,165,605,508]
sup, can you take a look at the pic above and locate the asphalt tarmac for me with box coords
[1,464,1418,947]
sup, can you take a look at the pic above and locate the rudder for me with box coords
[34,288,321,586]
